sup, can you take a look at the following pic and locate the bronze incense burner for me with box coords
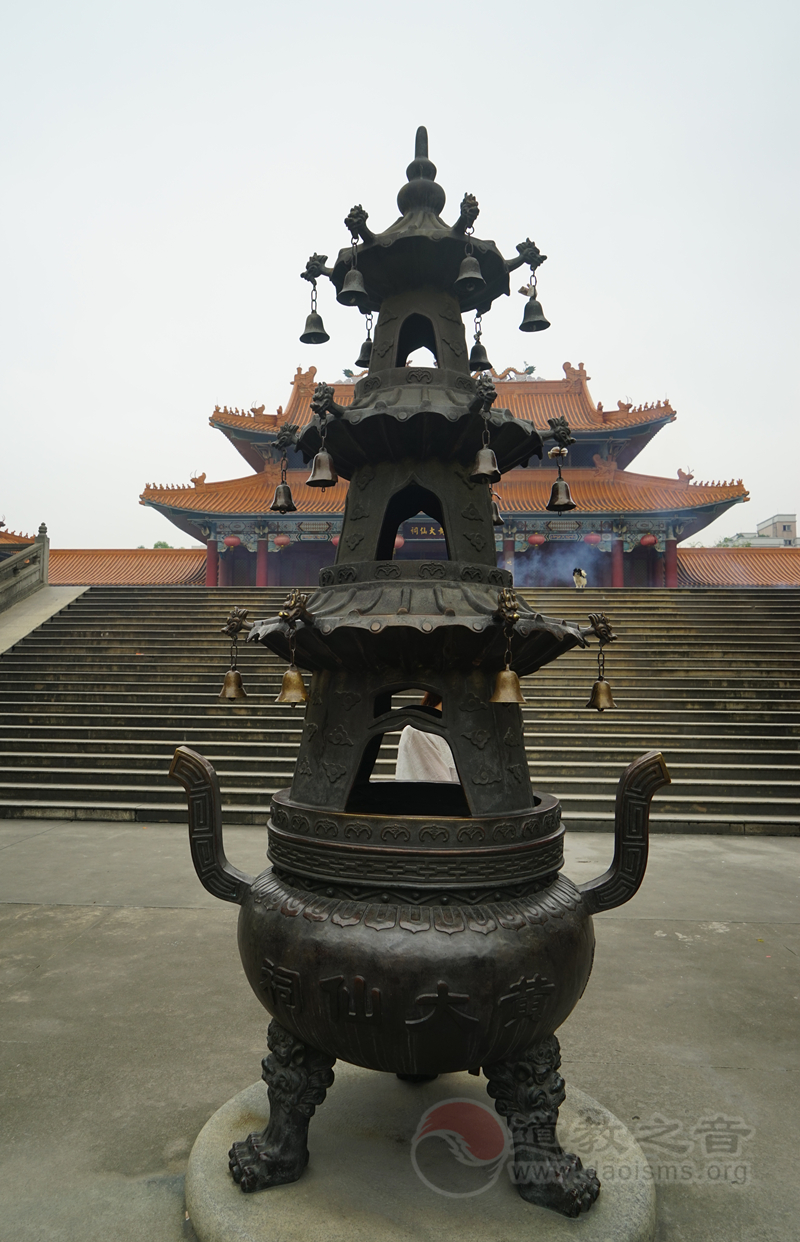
[171,128,669,1219]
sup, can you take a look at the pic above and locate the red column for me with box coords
[205,540,218,587]
[502,537,515,575]
[612,539,624,588]
[256,539,269,587]
[665,538,678,588]
[218,550,231,587]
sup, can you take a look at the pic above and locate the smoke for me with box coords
[512,542,607,588]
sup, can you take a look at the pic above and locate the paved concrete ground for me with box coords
[0,585,87,654]
[0,822,797,1242]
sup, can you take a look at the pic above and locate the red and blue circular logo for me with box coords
[411,1098,511,1197]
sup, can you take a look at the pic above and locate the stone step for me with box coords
[1,584,798,831]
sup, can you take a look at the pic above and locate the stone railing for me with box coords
[0,524,49,613]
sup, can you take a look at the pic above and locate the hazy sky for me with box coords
[2,0,798,548]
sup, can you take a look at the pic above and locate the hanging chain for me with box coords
[474,312,483,341]
[280,454,288,484]
[365,311,373,341]
[288,627,297,666]
[310,279,318,313]
[598,650,605,680]
[229,636,238,671]
[352,237,359,269]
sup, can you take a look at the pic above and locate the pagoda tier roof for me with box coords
[141,466,746,523]
[677,547,800,588]
[48,548,206,586]
[210,362,677,471]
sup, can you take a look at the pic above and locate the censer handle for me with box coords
[169,746,254,904]
[579,750,671,914]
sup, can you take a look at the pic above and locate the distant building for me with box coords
[726,514,797,548]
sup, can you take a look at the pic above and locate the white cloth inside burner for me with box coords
[395,727,459,783]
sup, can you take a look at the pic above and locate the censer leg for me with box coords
[228,1019,336,1193]
[483,1034,600,1217]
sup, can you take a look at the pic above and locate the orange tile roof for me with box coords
[209,363,675,437]
[0,529,34,545]
[677,547,800,587]
[141,466,745,520]
[141,469,348,516]
[499,469,746,514]
[49,548,206,586]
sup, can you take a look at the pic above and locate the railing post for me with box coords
[37,522,49,585]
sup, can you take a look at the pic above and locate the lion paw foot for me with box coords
[228,1133,308,1193]
[515,1150,600,1217]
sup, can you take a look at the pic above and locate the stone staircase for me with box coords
[0,585,797,832]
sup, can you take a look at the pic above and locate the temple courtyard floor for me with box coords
[0,821,797,1242]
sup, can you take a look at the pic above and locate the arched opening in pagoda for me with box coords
[395,313,439,368]
[375,482,450,560]
[344,727,468,817]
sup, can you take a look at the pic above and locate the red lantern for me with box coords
[583,532,602,545]
[331,535,340,548]
[394,535,405,550]
[223,535,241,548]
[274,534,291,549]
[640,533,657,547]
[528,533,546,547]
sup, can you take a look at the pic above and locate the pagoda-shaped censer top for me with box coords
[170,126,670,1222]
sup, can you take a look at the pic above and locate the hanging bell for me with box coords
[306,449,338,489]
[519,295,551,333]
[586,674,616,712]
[354,336,373,369]
[337,267,370,310]
[491,498,504,527]
[299,312,330,345]
[468,337,493,373]
[454,254,486,298]
[218,668,247,701]
[470,445,501,484]
[546,472,577,513]
[270,482,297,514]
[490,666,526,704]
[276,664,308,705]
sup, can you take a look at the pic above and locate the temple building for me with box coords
[140,361,750,588]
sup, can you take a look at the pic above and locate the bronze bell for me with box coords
[468,338,493,372]
[337,268,370,310]
[519,295,551,333]
[354,336,373,369]
[546,473,577,513]
[470,445,501,484]
[219,668,247,701]
[306,449,338,489]
[490,667,526,704]
[454,254,486,298]
[299,311,330,345]
[586,675,616,712]
[276,664,308,705]
[491,498,504,527]
[270,482,297,514]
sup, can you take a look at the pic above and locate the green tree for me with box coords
[153,541,173,549]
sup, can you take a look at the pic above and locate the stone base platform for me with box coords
[186,1065,655,1242]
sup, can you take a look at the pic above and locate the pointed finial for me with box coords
[398,124,444,213]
